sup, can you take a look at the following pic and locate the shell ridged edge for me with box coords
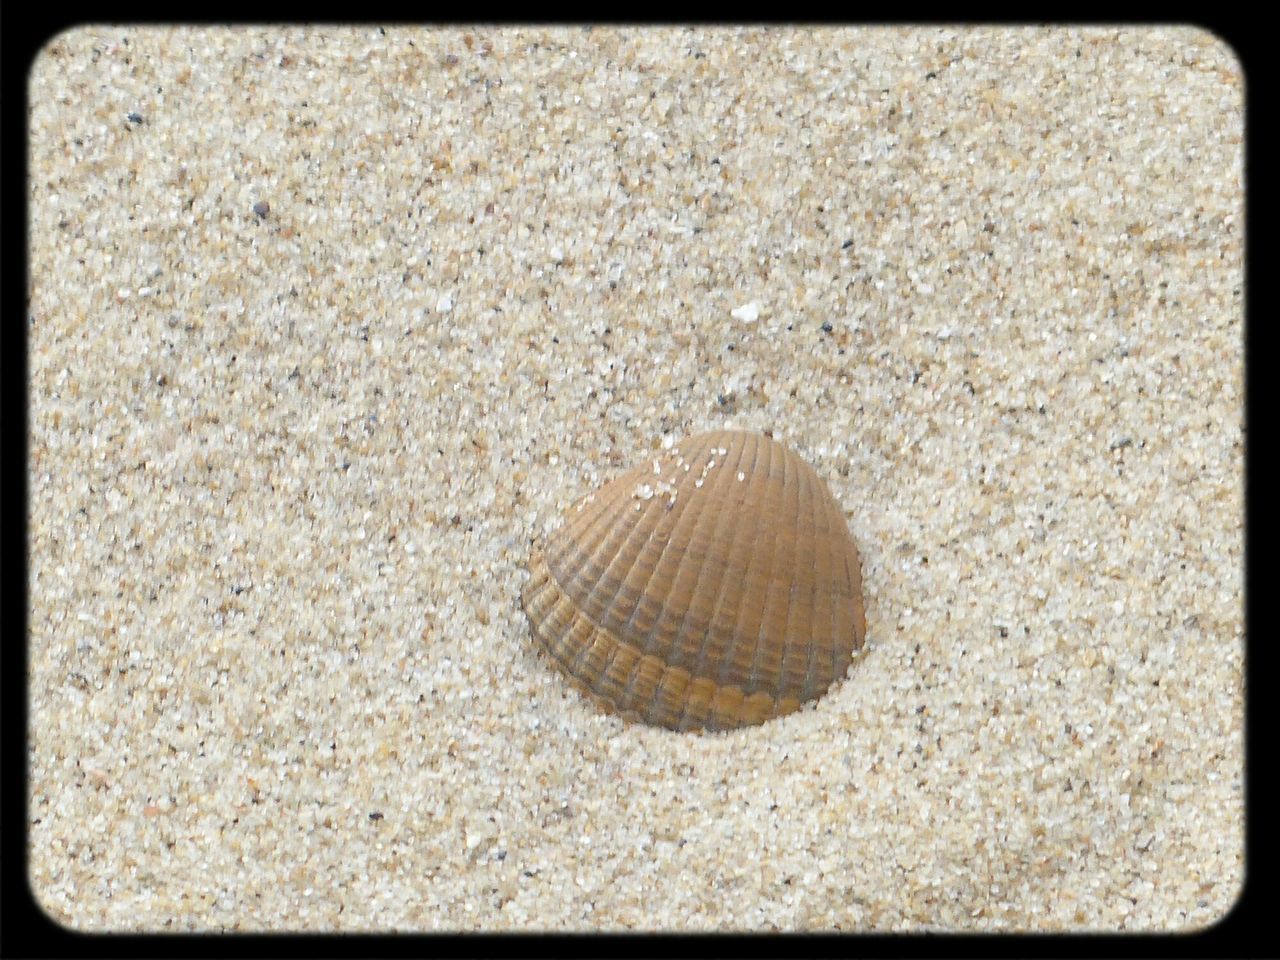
[522,550,807,732]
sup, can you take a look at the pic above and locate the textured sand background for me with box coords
[28,26,1243,931]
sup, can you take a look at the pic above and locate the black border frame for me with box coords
[4,13,1260,957]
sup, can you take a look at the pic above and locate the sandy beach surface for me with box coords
[28,25,1243,931]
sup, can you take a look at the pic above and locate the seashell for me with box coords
[522,429,866,732]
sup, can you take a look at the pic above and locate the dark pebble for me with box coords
[126,112,144,124]
[368,811,384,821]
[821,322,833,334]
[253,200,270,217]
[841,239,853,249]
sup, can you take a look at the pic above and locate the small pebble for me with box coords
[253,200,270,217]
[730,301,760,323]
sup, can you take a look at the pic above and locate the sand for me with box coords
[27,25,1243,931]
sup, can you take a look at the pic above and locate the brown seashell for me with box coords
[522,429,866,732]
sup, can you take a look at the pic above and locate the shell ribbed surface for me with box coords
[521,430,866,732]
